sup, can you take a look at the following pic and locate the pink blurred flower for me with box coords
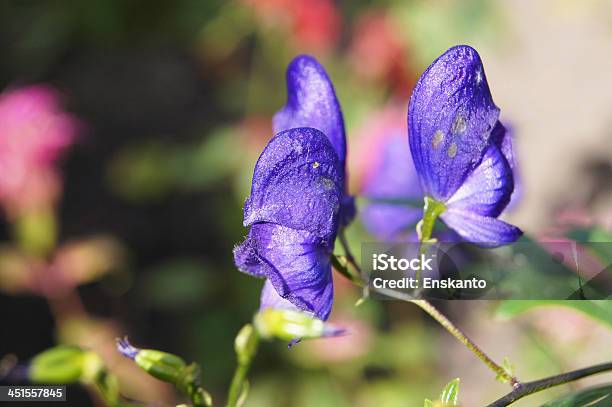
[350,104,406,192]
[0,85,79,217]
[242,0,341,53]
[349,11,414,95]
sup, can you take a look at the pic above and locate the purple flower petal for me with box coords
[249,223,334,320]
[243,127,343,242]
[260,279,302,312]
[274,55,355,226]
[491,121,521,210]
[408,45,500,201]
[439,208,522,248]
[362,134,423,240]
[234,233,270,278]
[444,142,513,217]
[273,55,346,167]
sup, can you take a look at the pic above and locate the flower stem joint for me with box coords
[116,337,186,383]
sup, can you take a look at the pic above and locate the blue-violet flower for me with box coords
[234,127,343,320]
[408,45,522,247]
[273,54,355,225]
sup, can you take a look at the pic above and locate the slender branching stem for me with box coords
[411,298,517,386]
[370,286,516,385]
[336,224,518,386]
[228,325,259,407]
[336,211,612,404]
[338,229,364,281]
[486,362,612,406]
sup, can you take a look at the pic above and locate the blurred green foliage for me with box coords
[497,300,612,328]
[541,384,612,407]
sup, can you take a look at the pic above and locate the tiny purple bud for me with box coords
[115,337,139,360]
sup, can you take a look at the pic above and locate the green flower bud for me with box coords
[116,337,186,384]
[29,346,85,384]
[134,349,187,384]
[253,308,345,341]
[234,324,258,365]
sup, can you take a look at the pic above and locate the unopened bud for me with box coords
[254,308,346,342]
[234,324,259,365]
[116,337,186,384]
[29,346,85,384]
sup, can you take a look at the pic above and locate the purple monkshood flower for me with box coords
[408,45,522,247]
[362,126,519,242]
[273,54,355,226]
[234,127,343,320]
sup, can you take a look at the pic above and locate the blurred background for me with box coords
[0,0,611,406]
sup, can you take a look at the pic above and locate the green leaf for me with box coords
[540,383,612,406]
[439,378,460,405]
[496,300,612,328]
[424,399,434,407]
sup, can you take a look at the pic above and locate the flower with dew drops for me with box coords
[234,127,343,321]
[408,45,522,247]
[273,54,355,226]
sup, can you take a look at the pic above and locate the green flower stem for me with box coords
[228,324,259,407]
[416,196,446,245]
[227,363,250,407]
[331,255,364,287]
[415,197,445,284]
[410,299,516,386]
[338,228,366,281]
[336,220,518,387]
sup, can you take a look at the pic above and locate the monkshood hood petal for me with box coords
[243,127,343,242]
[273,55,346,167]
[235,127,341,321]
[274,55,355,227]
[408,45,500,201]
[236,223,334,320]
[491,120,521,210]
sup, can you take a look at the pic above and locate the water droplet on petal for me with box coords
[451,114,467,135]
[447,143,458,158]
[320,177,334,190]
[312,161,320,169]
[432,130,444,149]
